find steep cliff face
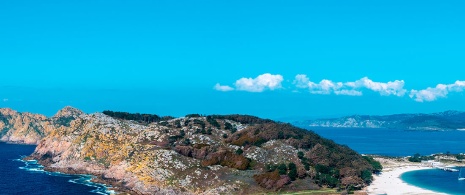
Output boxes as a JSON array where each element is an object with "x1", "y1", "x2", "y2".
[
  {"x1": 0, "y1": 108, "x2": 50, "y2": 144},
  {"x1": 22, "y1": 107, "x2": 374, "y2": 194}
]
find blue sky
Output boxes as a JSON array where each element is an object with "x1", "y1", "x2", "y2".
[{"x1": 1, "y1": 0, "x2": 465, "y2": 119}]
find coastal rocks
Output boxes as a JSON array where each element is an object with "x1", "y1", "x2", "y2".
[{"x1": 0, "y1": 108, "x2": 49, "y2": 144}]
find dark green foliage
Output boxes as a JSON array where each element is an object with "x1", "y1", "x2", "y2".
[
  {"x1": 278, "y1": 131, "x2": 285, "y2": 139},
  {"x1": 224, "y1": 122, "x2": 237, "y2": 133},
  {"x1": 175, "y1": 120, "x2": 182, "y2": 128},
  {"x1": 185, "y1": 114, "x2": 201, "y2": 117},
  {"x1": 161, "y1": 116, "x2": 174, "y2": 121},
  {"x1": 315, "y1": 164, "x2": 331, "y2": 174},
  {"x1": 253, "y1": 138, "x2": 267, "y2": 147},
  {"x1": 206, "y1": 116, "x2": 221, "y2": 129},
  {"x1": 180, "y1": 130, "x2": 185, "y2": 137},
  {"x1": 457, "y1": 154, "x2": 465, "y2": 160},
  {"x1": 266, "y1": 164, "x2": 278, "y2": 172},
  {"x1": 236, "y1": 148, "x2": 243, "y2": 155},
  {"x1": 363, "y1": 156, "x2": 383, "y2": 173},
  {"x1": 315, "y1": 173, "x2": 339, "y2": 188},
  {"x1": 222, "y1": 134, "x2": 228, "y2": 138},
  {"x1": 277, "y1": 163, "x2": 287, "y2": 175},
  {"x1": 314, "y1": 164, "x2": 340, "y2": 187},
  {"x1": 207, "y1": 114, "x2": 274, "y2": 125},
  {"x1": 168, "y1": 135, "x2": 183, "y2": 143},
  {"x1": 183, "y1": 138, "x2": 191, "y2": 145},
  {"x1": 207, "y1": 128, "x2": 212, "y2": 135},
  {"x1": 288, "y1": 163, "x2": 297, "y2": 181},
  {"x1": 304, "y1": 162, "x2": 310, "y2": 171},
  {"x1": 102, "y1": 110, "x2": 169, "y2": 124},
  {"x1": 225, "y1": 122, "x2": 233, "y2": 130},
  {"x1": 297, "y1": 151, "x2": 311, "y2": 171},
  {"x1": 193, "y1": 119, "x2": 206, "y2": 129},
  {"x1": 361, "y1": 170, "x2": 373, "y2": 184},
  {"x1": 408, "y1": 153, "x2": 435, "y2": 162}
]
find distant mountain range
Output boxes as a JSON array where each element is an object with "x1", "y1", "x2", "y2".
[{"x1": 294, "y1": 110, "x2": 465, "y2": 130}]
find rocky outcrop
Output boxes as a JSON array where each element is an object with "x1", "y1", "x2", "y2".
[
  {"x1": 0, "y1": 106, "x2": 376, "y2": 194},
  {"x1": 0, "y1": 108, "x2": 50, "y2": 144}
]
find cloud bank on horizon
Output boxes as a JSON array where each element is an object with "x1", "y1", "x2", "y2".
[{"x1": 215, "y1": 73, "x2": 465, "y2": 102}]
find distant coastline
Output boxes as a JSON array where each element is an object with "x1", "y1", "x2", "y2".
[{"x1": 295, "y1": 110, "x2": 465, "y2": 131}]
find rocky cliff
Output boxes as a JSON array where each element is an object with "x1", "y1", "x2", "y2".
[
  {"x1": 0, "y1": 108, "x2": 49, "y2": 144},
  {"x1": 7, "y1": 107, "x2": 376, "y2": 194}
]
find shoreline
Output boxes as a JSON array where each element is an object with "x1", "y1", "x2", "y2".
[
  {"x1": 366, "y1": 163, "x2": 447, "y2": 195},
  {"x1": 18, "y1": 157, "x2": 119, "y2": 195},
  {"x1": 17, "y1": 156, "x2": 121, "y2": 194}
]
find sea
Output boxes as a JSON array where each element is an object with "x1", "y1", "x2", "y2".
[
  {"x1": 0, "y1": 142, "x2": 113, "y2": 195},
  {"x1": 2, "y1": 128, "x2": 465, "y2": 194},
  {"x1": 308, "y1": 127, "x2": 465, "y2": 195}
]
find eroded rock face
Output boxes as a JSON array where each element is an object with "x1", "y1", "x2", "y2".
[{"x1": 0, "y1": 108, "x2": 49, "y2": 144}]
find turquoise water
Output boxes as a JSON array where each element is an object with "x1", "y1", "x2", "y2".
[
  {"x1": 401, "y1": 168, "x2": 465, "y2": 195},
  {"x1": 306, "y1": 127, "x2": 465, "y2": 194}
]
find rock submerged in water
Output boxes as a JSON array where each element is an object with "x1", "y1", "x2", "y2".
[{"x1": 6, "y1": 107, "x2": 375, "y2": 194}]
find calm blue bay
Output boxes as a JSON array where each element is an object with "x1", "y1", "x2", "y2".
[
  {"x1": 0, "y1": 142, "x2": 111, "y2": 195},
  {"x1": 402, "y1": 168, "x2": 465, "y2": 195},
  {"x1": 307, "y1": 127, "x2": 465, "y2": 194},
  {"x1": 308, "y1": 127, "x2": 465, "y2": 156}
]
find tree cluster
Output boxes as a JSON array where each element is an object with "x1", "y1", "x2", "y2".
[
  {"x1": 408, "y1": 153, "x2": 434, "y2": 162},
  {"x1": 102, "y1": 110, "x2": 173, "y2": 124}
]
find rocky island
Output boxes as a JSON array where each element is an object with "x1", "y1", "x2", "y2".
[
  {"x1": 1, "y1": 107, "x2": 379, "y2": 194},
  {"x1": 295, "y1": 110, "x2": 465, "y2": 130}
]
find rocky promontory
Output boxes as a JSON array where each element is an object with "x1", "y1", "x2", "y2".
[
  {"x1": 0, "y1": 108, "x2": 49, "y2": 144},
  {"x1": 5, "y1": 107, "x2": 378, "y2": 194}
]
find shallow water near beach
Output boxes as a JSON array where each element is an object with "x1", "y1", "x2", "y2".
[
  {"x1": 0, "y1": 142, "x2": 113, "y2": 195},
  {"x1": 401, "y1": 168, "x2": 465, "y2": 195}
]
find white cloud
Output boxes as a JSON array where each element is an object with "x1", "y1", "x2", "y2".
[
  {"x1": 293, "y1": 74, "x2": 310, "y2": 88},
  {"x1": 410, "y1": 81, "x2": 465, "y2": 102},
  {"x1": 350, "y1": 77, "x2": 407, "y2": 97},
  {"x1": 217, "y1": 73, "x2": 465, "y2": 102},
  {"x1": 235, "y1": 73, "x2": 284, "y2": 92},
  {"x1": 334, "y1": 89, "x2": 363, "y2": 96},
  {"x1": 293, "y1": 75, "x2": 403, "y2": 97},
  {"x1": 214, "y1": 83, "x2": 234, "y2": 92}
]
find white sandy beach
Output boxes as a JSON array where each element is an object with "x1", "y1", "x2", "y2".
[{"x1": 366, "y1": 165, "x2": 446, "y2": 195}]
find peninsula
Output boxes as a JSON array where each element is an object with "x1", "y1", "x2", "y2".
[{"x1": 1, "y1": 107, "x2": 378, "y2": 194}]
